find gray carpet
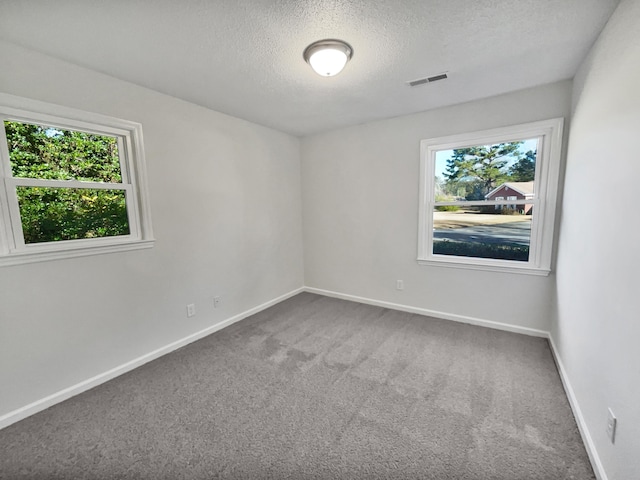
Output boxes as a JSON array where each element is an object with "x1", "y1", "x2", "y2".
[{"x1": 0, "y1": 293, "x2": 593, "y2": 479}]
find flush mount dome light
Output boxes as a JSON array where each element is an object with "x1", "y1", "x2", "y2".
[{"x1": 303, "y1": 39, "x2": 353, "y2": 77}]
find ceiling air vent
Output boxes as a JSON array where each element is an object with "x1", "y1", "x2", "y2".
[{"x1": 407, "y1": 73, "x2": 448, "y2": 87}]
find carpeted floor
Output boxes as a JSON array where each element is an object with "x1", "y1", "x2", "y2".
[{"x1": 0, "y1": 293, "x2": 594, "y2": 479}]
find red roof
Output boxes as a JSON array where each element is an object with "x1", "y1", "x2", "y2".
[{"x1": 485, "y1": 181, "x2": 534, "y2": 198}]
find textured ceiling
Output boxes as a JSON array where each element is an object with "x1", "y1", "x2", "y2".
[{"x1": 0, "y1": 0, "x2": 620, "y2": 136}]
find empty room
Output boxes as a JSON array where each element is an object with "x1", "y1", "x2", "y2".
[{"x1": 0, "y1": 1, "x2": 638, "y2": 479}]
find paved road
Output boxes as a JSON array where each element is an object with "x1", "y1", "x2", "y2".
[{"x1": 434, "y1": 222, "x2": 531, "y2": 246}]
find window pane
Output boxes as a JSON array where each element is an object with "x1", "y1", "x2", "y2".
[
  {"x1": 433, "y1": 207, "x2": 531, "y2": 262},
  {"x1": 16, "y1": 187, "x2": 129, "y2": 244},
  {"x1": 4, "y1": 121, "x2": 122, "y2": 182},
  {"x1": 434, "y1": 139, "x2": 538, "y2": 201}
]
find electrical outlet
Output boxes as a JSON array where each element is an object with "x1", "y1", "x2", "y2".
[
  {"x1": 606, "y1": 408, "x2": 617, "y2": 443},
  {"x1": 213, "y1": 296, "x2": 221, "y2": 308},
  {"x1": 187, "y1": 303, "x2": 196, "y2": 317},
  {"x1": 396, "y1": 280, "x2": 404, "y2": 290}
]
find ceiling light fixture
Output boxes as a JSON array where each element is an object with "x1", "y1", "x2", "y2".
[{"x1": 303, "y1": 39, "x2": 353, "y2": 77}]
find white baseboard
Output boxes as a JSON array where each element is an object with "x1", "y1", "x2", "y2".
[
  {"x1": 0, "y1": 284, "x2": 607, "y2": 480},
  {"x1": 547, "y1": 335, "x2": 608, "y2": 480},
  {"x1": 0, "y1": 287, "x2": 304, "y2": 431},
  {"x1": 304, "y1": 287, "x2": 549, "y2": 338},
  {"x1": 305, "y1": 287, "x2": 605, "y2": 478}
]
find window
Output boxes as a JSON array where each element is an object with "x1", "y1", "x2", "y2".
[
  {"x1": 0, "y1": 94, "x2": 154, "y2": 266},
  {"x1": 418, "y1": 118, "x2": 563, "y2": 275}
]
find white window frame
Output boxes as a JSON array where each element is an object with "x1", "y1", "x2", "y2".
[
  {"x1": 0, "y1": 93, "x2": 154, "y2": 266},
  {"x1": 417, "y1": 118, "x2": 563, "y2": 276}
]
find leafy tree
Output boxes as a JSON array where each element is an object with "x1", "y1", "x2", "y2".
[
  {"x1": 443, "y1": 142, "x2": 523, "y2": 197},
  {"x1": 4, "y1": 121, "x2": 129, "y2": 244},
  {"x1": 6, "y1": 121, "x2": 121, "y2": 182},
  {"x1": 508, "y1": 150, "x2": 536, "y2": 182},
  {"x1": 451, "y1": 179, "x2": 488, "y2": 201}
]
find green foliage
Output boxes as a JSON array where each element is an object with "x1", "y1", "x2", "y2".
[
  {"x1": 5, "y1": 121, "x2": 122, "y2": 182},
  {"x1": 443, "y1": 143, "x2": 522, "y2": 194},
  {"x1": 500, "y1": 207, "x2": 521, "y2": 216},
  {"x1": 4, "y1": 121, "x2": 129, "y2": 244},
  {"x1": 17, "y1": 187, "x2": 129, "y2": 244},
  {"x1": 462, "y1": 180, "x2": 488, "y2": 201},
  {"x1": 508, "y1": 150, "x2": 536, "y2": 182},
  {"x1": 434, "y1": 194, "x2": 460, "y2": 211},
  {"x1": 440, "y1": 179, "x2": 494, "y2": 202},
  {"x1": 435, "y1": 205, "x2": 460, "y2": 212},
  {"x1": 442, "y1": 142, "x2": 538, "y2": 199},
  {"x1": 433, "y1": 240, "x2": 529, "y2": 262}
]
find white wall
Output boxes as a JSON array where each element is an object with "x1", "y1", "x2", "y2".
[
  {"x1": 553, "y1": 0, "x2": 640, "y2": 478},
  {"x1": 0, "y1": 41, "x2": 304, "y2": 418},
  {"x1": 301, "y1": 81, "x2": 572, "y2": 331}
]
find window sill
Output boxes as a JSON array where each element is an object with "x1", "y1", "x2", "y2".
[
  {"x1": 0, "y1": 239, "x2": 155, "y2": 267},
  {"x1": 417, "y1": 258, "x2": 551, "y2": 276}
]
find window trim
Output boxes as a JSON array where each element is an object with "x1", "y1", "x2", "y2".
[
  {"x1": 417, "y1": 118, "x2": 564, "y2": 276},
  {"x1": 0, "y1": 93, "x2": 154, "y2": 266}
]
